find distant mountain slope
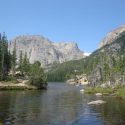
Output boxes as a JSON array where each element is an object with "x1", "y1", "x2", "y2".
[
  {"x1": 47, "y1": 59, "x2": 85, "y2": 81},
  {"x1": 88, "y1": 31, "x2": 125, "y2": 86},
  {"x1": 48, "y1": 26, "x2": 125, "y2": 86},
  {"x1": 98, "y1": 24, "x2": 125, "y2": 48},
  {"x1": 9, "y1": 35, "x2": 84, "y2": 69}
]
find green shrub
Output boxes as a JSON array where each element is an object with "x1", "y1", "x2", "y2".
[
  {"x1": 115, "y1": 88, "x2": 125, "y2": 97},
  {"x1": 6, "y1": 76, "x2": 17, "y2": 83},
  {"x1": 28, "y1": 61, "x2": 47, "y2": 89}
]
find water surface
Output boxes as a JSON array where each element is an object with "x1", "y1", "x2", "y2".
[{"x1": 0, "y1": 83, "x2": 125, "y2": 125}]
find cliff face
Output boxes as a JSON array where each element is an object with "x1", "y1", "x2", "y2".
[
  {"x1": 9, "y1": 35, "x2": 84, "y2": 68},
  {"x1": 98, "y1": 24, "x2": 125, "y2": 48}
]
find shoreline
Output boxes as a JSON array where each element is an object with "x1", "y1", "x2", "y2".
[
  {"x1": 84, "y1": 86, "x2": 125, "y2": 99},
  {"x1": 0, "y1": 82, "x2": 37, "y2": 90}
]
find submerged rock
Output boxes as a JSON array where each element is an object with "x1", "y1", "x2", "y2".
[
  {"x1": 95, "y1": 93, "x2": 102, "y2": 96},
  {"x1": 80, "y1": 89, "x2": 84, "y2": 92},
  {"x1": 87, "y1": 100, "x2": 106, "y2": 105}
]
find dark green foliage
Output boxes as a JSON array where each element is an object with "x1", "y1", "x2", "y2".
[
  {"x1": 47, "y1": 59, "x2": 86, "y2": 82},
  {"x1": 11, "y1": 41, "x2": 16, "y2": 76},
  {"x1": 0, "y1": 33, "x2": 47, "y2": 89},
  {"x1": 6, "y1": 75, "x2": 17, "y2": 83},
  {"x1": 18, "y1": 51, "x2": 30, "y2": 75},
  {"x1": 28, "y1": 61, "x2": 47, "y2": 88},
  {"x1": 18, "y1": 51, "x2": 23, "y2": 75},
  {"x1": 0, "y1": 33, "x2": 11, "y2": 80},
  {"x1": 17, "y1": 52, "x2": 47, "y2": 89},
  {"x1": 23, "y1": 52, "x2": 29, "y2": 73},
  {"x1": 47, "y1": 32, "x2": 125, "y2": 83}
]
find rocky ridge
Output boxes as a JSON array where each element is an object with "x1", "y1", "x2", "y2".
[
  {"x1": 88, "y1": 30, "x2": 125, "y2": 87},
  {"x1": 46, "y1": 24, "x2": 125, "y2": 84},
  {"x1": 9, "y1": 35, "x2": 84, "y2": 69},
  {"x1": 98, "y1": 24, "x2": 125, "y2": 48}
]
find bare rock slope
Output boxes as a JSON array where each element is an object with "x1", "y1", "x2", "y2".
[
  {"x1": 98, "y1": 24, "x2": 125, "y2": 48},
  {"x1": 9, "y1": 35, "x2": 84, "y2": 68}
]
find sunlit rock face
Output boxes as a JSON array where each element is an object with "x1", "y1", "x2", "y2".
[
  {"x1": 98, "y1": 24, "x2": 125, "y2": 48},
  {"x1": 9, "y1": 35, "x2": 84, "y2": 68}
]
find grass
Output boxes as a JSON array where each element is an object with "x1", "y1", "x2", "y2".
[
  {"x1": 5, "y1": 76, "x2": 18, "y2": 83},
  {"x1": 115, "y1": 88, "x2": 125, "y2": 97},
  {"x1": 85, "y1": 86, "x2": 125, "y2": 98},
  {"x1": 84, "y1": 86, "x2": 113, "y2": 94},
  {"x1": 0, "y1": 85, "x2": 37, "y2": 90}
]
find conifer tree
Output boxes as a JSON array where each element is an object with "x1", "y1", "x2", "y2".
[
  {"x1": 0, "y1": 33, "x2": 10, "y2": 80},
  {"x1": 28, "y1": 61, "x2": 47, "y2": 88},
  {"x1": 11, "y1": 41, "x2": 17, "y2": 76},
  {"x1": 22, "y1": 52, "x2": 29, "y2": 74},
  {"x1": 18, "y1": 51, "x2": 23, "y2": 75}
]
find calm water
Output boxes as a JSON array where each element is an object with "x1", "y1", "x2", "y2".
[{"x1": 0, "y1": 83, "x2": 125, "y2": 125}]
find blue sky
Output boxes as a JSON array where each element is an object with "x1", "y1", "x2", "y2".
[{"x1": 0, "y1": 0, "x2": 125, "y2": 52}]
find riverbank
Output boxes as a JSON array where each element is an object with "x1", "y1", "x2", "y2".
[
  {"x1": 0, "y1": 81, "x2": 37, "y2": 90},
  {"x1": 84, "y1": 86, "x2": 125, "y2": 98}
]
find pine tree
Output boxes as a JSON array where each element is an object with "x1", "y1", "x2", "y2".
[
  {"x1": 0, "y1": 33, "x2": 2, "y2": 80},
  {"x1": 11, "y1": 41, "x2": 17, "y2": 76},
  {"x1": 28, "y1": 61, "x2": 47, "y2": 89},
  {"x1": 0, "y1": 33, "x2": 7, "y2": 80},
  {"x1": 22, "y1": 52, "x2": 29, "y2": 74},
  {"x1": 18, "y1": 51, "x2": 23, "y2": 75},
  {"x1": 0, "y1": 32, "x2": 11, "y2": 80},
  {"x1": 3, "y1": 33, "x2": 11, "y2": 76},
  {"x1": 1, "y1": 33, "x2": 6, "y2": 80}
]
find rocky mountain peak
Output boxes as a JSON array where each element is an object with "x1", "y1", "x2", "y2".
[
  {"x1": 9, "y1": 35, "x2": 84, "y2": 69},
  {"x1": 98, "y1": 24, "x2": 125, "y2": 48}
]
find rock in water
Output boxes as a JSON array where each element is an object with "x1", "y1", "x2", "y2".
[
  {"x1": 95, "y1": 93, "x2": 102, "y2": 96},
  {"x1": 8, "y1": 35, "x2": 84, "y2": 69},
  {"x1": 80, "y1": 89, "x2": 84, "y2": 92},
  {"x1": 87, "y1": 100, "x2": 106, "y2": 105}
]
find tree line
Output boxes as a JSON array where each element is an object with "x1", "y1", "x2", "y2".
[
  {"x1": 0, "y1": 33, "x2": 11, "y2": 80},
  {"x1": 0, "y1": 33, "x2": 47, "y2": 89},
  {"x1": 47, "y1": 32, "x2": 125, "y2": 84}
]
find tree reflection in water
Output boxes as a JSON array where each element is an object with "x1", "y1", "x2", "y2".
[{"x1": 0, "y1": 83, "x2": 125, "y2": 125}]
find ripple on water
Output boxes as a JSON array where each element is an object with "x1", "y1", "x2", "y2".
[{"x1": 0, "y1": 83, "x2": 125, "y2": 125}]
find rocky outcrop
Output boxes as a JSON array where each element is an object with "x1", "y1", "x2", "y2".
[
  {"x1": 9, "y1": 35, "x2": 84, "y2": 69},
  {"x1": 98, "y1": 24, "x2": 125, "y2": 48},
  {"x1": 67, "y1": 74, "x2": 89, "y2": 85}
]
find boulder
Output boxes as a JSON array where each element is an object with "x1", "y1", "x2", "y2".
[
  {"x1": 95, "y1": 93, "x2": 102, "y2": 96},
  {"x1": 80, "y1": 89, "x2": 84, "y2": 92},
  {"x1": 87, "y1": 100, "x2": 106, "y2": 105}
]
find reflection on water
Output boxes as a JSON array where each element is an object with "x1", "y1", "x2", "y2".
[{"x1": 0, "y1": 83, "x2": 125, "y2": 125}]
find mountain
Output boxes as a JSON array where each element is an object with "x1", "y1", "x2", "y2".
[
  {"x1": 47, "y1": 25, "x2": 125, "y2": 87},
  {"x1": 8, "y1": 35, "x2": 84, "y2": 69},
  {"x1": 47, "y1": 58, "x2": 85, "y2": 82},
  {"x1": 98, "y1": 24, "x2": 125, "y2": 48},
  {"x1": 88, "y1": 31, "x2": 125, "y2": 87}
]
